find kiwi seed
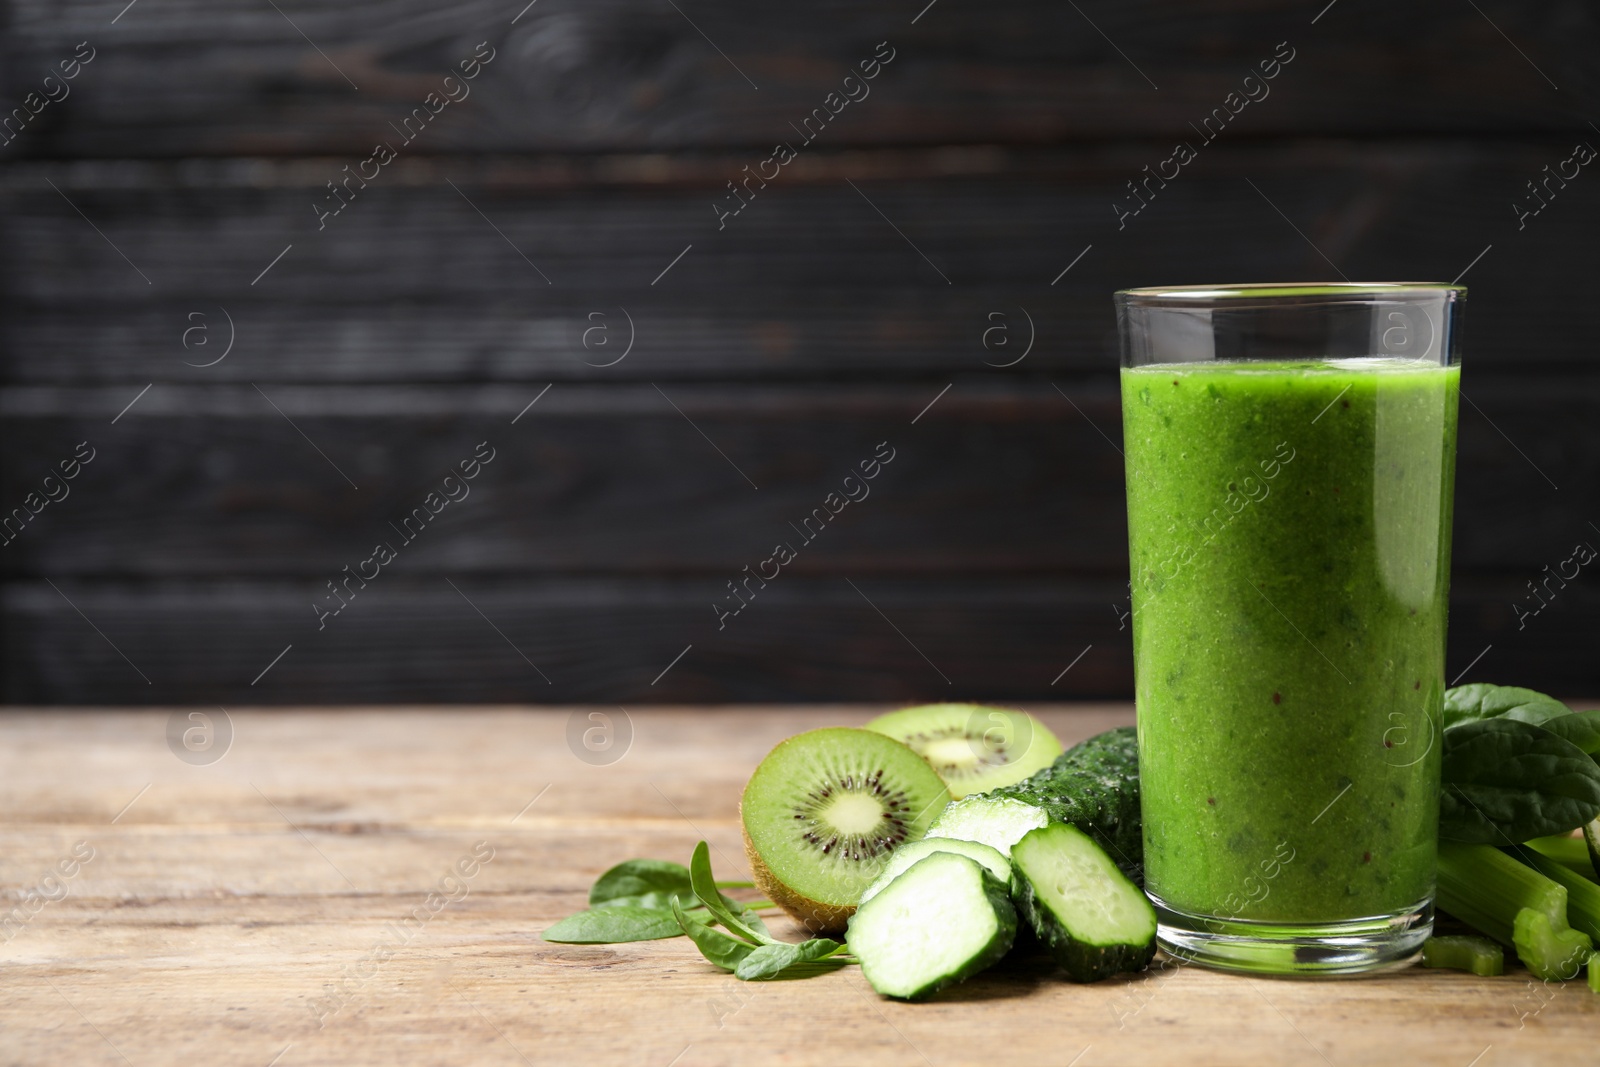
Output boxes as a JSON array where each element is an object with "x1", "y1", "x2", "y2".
[
  {"x1": 741, "y1": 727, "x2": 950, "y2": 935},
  {"x1": 863, "y1": 703, "x2": 1064, "y2": 798}
]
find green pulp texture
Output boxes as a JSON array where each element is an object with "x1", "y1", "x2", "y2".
[{"x1": 1122, "y1": 359, "x2": 1459, "y2": 923}]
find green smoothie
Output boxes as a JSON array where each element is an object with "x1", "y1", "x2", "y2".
[{"x1": 1122, "y1": 358, "x2": 1459, "y2": 924}]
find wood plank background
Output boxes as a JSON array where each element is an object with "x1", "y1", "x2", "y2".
[
  {"x1": 2, "y1": 0, "x2": 1598, "y2": 703},
  {"x1": 4, "y1": 707, "x2": 1597, "y2": 1065}
]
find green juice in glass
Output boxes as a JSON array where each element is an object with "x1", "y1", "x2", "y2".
[{"x1": 1122, "y1": 358, "x2": 1459, "y2": 946}]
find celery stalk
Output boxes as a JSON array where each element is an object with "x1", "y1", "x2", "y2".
[
  {"x1": 1590, "y1": 953, "x2": 1599, "y2": 993},
  {"x1": 1513, "y1": 908, "x2": 1592, "y2": 981},
  {"x1": 1422, "y1": 935, "x2": 1504, "y2": 976},
  {"x1": 1437, "y1": 842, "x2": 1566, "y2": 946},
  {"x1": 1524, "y1": 834, "x2": 1598, "y2": 879},
  {"x1": 1519, "y1": 848, "x2": 1600, "y2": 943}
]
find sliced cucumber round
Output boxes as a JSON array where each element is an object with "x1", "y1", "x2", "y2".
[
  {"x1": 988, "y1": 725, "x2": 1143, "y2": 884},
  {"x1": 847, "y1": 851, "x2": 1017, "y2": 1001},
  {"x1": 1010, "y1": 822, "x2": 1156, "y2": 983},
  {"x1": 926, "y1": 795, "x2": 1049, "y2": 856},
  {"x1": 859, "y1": 837, "x2": 1012, "y2": 904},
  {"x1": 928, "y1": 727, "x2": 1144, "y2": 882}
]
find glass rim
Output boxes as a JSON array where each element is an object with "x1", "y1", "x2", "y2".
[{"x1": 1115, "y1": 282, "x2": 1467, "y2": 306}]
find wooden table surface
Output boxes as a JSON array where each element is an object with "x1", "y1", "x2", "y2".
[{"x1": 2, "y1": 705, "x2": 1594, "y2": 1066}]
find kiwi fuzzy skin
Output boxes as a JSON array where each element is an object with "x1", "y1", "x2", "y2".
[{"x1": 740, "y1": 813, "x2": 855, "y2": 937}]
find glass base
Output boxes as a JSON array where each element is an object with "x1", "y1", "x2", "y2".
[{"x1": 1151, "y1": 893, "x2": 1432, "y2": 977}]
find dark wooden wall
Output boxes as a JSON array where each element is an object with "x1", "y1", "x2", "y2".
[{"x1": 2, "y1": 0, "x2": 1597, "y2": 704}]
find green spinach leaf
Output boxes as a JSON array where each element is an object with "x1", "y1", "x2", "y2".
[
  {"x1": 592, "y1": 891, "x2": 691, "y2": 911},
  {"x1": 688, "y1": 841, "x2": 772, "y2": 944},
  {"x1": 1536, "y1": 710, "x2": 1600, "y2": 756},
  {"x1": 542, "y1": 904, "x2": 695, "y2": 943},
  {"x1": 1439, "y1": 718, "x2": 1600, "y2": 843},
  {"x1": 589, "y1": 859, "x2": 694, "y2": 905},
  {"x1": 673, "y1": 896, "x2": 758, "y2": 970},
  {"x1": 733, "y1": 901, "x2": 771, "y2": 941},
  {"x1": 1443, "y1": 684, "x2": 1571, "y2": 731},
  {"x1": 733, "y1": 938, "x2": 846, "y2": 981}
]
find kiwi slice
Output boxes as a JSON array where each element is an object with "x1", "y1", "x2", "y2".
[
  {"x1": 741, "y1": 727, "x2": 950, "y2": 936},
  {"x1": 864, "y1": 703, "x2": 1064, "y2": 797}
]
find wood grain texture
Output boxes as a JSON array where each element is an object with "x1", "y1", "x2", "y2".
[
  {"x1": 4, "y1": 0, "x2": 1595, "y2": 158},
  {"x1": 1, "y1": 575, "x2": 1593, "y2": 705},
  {"x1": 4, "y1": 1, "x2": 1598, "y2": 704},
  {"x1": 3, "y1": 144, "x2": 1597, "y2": 379},
  {"x1": 0, "y1": 575, "x2": 1140, "y2": 705},
  {"x1": 0, "y1": 379, "x2": 1594, "y2": 574},
  {"x1": 1, "y1": 706, "x2": 1595, "y2": 1066}
]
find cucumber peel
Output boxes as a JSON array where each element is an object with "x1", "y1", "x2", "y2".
[
  {"x1": 928, "y1": 726, "x2": 1143, "y2": 885},
  {"x1": 1009, "y1": 822, "x2": 1156, "y2": 982},
  {"x1": 984, "y1": 726, "x2": 1143, "y2": 883},
  {"x1": 847, "y1": 851, "x2": 1018, "y2": 1001}
]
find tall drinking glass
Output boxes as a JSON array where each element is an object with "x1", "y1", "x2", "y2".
[{"x1": 1116, "y1": 283, "x2": 1463, "y2": 975}]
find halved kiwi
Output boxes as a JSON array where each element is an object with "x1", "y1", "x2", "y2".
[
  {"x1": 863, "y1": 703, "x2": 1063, "y2": 798},
  {"x1": 741, "y1": 727, "x2": 950, "y2": 936}
]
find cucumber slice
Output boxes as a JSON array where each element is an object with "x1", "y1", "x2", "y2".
[
  {"x1": 859, "y1": 837, "x2": 1012, "y2": 904},
  {"x1": 988, "y1": 726, "x2": 1142, "y2": 882},
  {"x1": 927, "y1": 795, "x2": 1049, "y2": 855},
  {"x1": 1421, "y1": 935, "x2": 1505, "y2": 976},
  {"x1": 927, "y1": 726, "x2": 1144, "y2": 885},
  {"x1": 1010, "y1": 822, "x2": 1156, "y2": 982},
  {"x1": 847, "y1": 852, "x2": 1017, "y2": 1000}
]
